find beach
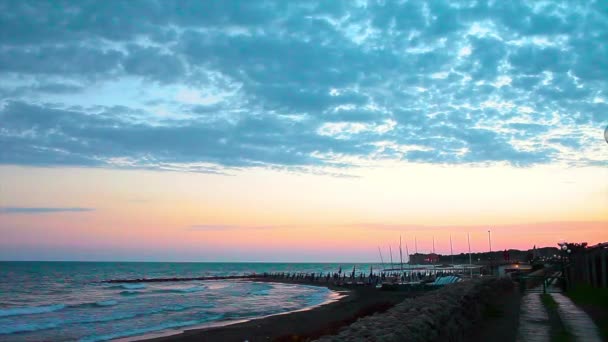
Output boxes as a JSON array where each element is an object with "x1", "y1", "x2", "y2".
[
  {"x1": 0, "y1": 261, "x2": 401, "y2": 341},
  {"x1": 151, "y1": 282, "x2": 418, "y2": 342},
  {"x1": 0, "y1": 262, "x2": 520, "y2": 342},
  {"x1": 152, "y1": 277, "x2": 518, "y2": 342}
]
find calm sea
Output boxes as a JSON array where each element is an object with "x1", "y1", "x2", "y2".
[{"x1": 0, "y1": 261, "x2": 379, "y2": 341}]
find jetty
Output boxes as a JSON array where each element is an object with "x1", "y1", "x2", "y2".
[
  {"x1": 103, "y1": 275, "x2": 256, "y2": 283},
  {"x1": 102, "y1": 268, "x2": 476, "y2": 291}
]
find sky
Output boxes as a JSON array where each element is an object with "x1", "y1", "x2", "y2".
[{"x1": 0, "y1": 0, "x2": 606, "y2": 262}]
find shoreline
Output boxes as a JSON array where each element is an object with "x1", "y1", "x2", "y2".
[
  {"x1": 144, "y1": 279, "x2": 418, "y2": 342},
  {"x1": 125, "y1": 280, "x2": 348, "y2": 342}
]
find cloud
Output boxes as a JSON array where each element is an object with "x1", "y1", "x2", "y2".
[
  {"x1": 0, "y1": 0, "x2": 606, "y2": 173},
  {"x1": 0, "y1": 207, "x2": 95, "y2": 214},
  {"x1": 0, "y1": 101, "x2": 369, "y2": 170},
  {"x1": 122, "y1": 45, "x2": 186, "y2": 83}
]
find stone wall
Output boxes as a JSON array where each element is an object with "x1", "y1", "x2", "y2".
[{"x1": 315, "y1": 278, "x2": 514, "y2": 342}]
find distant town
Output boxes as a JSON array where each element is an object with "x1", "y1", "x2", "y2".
[{"x1": 410, "y1": 246, "x2": 561, "y2": 265}]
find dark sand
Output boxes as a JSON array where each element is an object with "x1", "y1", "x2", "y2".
[{"x1": 150, "y1": 281, "x2": 419, "y2": 342}]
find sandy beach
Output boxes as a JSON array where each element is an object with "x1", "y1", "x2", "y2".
[{"x1": 150, "y1": 282, "x2": 418, "y2": 342}]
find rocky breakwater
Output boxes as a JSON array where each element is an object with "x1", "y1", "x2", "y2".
[{"x1": 315, "y1": 278, "x2": 514, "y2": 342}]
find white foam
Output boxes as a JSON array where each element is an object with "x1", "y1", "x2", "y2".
[
  {"x1": 120, "y1": 284, "x2": 146, "y2": 290},
  {"x1": 80, "y1": 318, "x2": 222, "y2": 342},
  {"x1": 0, "y1": 322, "x2": 59, "y2": 335},
  {"x1": 0, "y1": 304, "x2": 66, "y2": 317}
]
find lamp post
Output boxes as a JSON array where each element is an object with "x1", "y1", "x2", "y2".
[
  {"x1": 558, "y1": 241, "x2": 568, "y2": 291},
  {"x1": 488, "y1": 230, "x2": 492, "y2": 254},
  {"x1": 488, "y1": 230, "x2": 493, "y2": 276}
]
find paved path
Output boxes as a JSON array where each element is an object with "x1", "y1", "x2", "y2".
[
  {"x1": 551, "y1": 293, "x2": 602, "y2": 342},
  {"x1": 517, "y1": 289, "x2": 550, "y2": 342},
  {"x1": 517, "y1": 277, "x2": 602, "y2": 342}
]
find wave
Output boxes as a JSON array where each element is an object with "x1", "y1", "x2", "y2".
[
  {"x1": 0, "y1": 322, "x2": 59, "y2": 335},
  {"x1": 223, "y1": 309, "x2": 276, "y2": 320},
  {"x1": 206, "y1": 283, "x2": 230, "y2": 290},
  {"x1": 0, "y1": 312, "x2": 139, "y2": 335},
  {"x1": 108, "y1": 283, "x2": 146, "y2": 290},
  {"x1": 95, "y1": 300, "x2": 118, "y2": 307},
  {"x1": 0, "y1": 304, "x2": 66, "y2": 317},
  {"x1": 0, "y1": 303, "x2": 219, "y2": 336},
  {"x1": 74, "y1": 303, "x2": 216, "y2": 325},
  {"x1": 143, "y1": 303, "x2": 215, "y2": 314},
  {"x1": 155, "y1": 285, "x2": 207, "y2": 294},
  {"x1": 250, "y1": 289, "x2": 270, "y2": 296},
  {"x1": 105, "y1": 283, "x2": 146, "y2": 290},
  {"x1": 72, "y1": 303, "x2": 216, "y2": 325},
  {"x1": 80, "y1": 314, "x2": 224, "y2": 342},
  {"x1": 120, "y1": 290, "x2": 140, "y2": 296},
  {"x1": 70, "y1": 300, "x2": 119, "y2": 309},
  {"x1": 304, "y1": 291, "x2": 331, "y2": 307},
  {"x1": 248, "y1": 283, "x2": 273, "y2": 296}
]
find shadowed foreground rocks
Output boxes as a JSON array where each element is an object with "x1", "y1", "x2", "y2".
[{"x1": 315, "y1": 278, "x2": 514, "y2": 342}]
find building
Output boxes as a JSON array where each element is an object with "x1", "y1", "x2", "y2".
[{"x1": 409, "y1": 253, "x2": 441, "y2": 265}]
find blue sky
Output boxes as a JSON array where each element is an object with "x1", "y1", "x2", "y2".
[{"x1": 1, "y1": 0, "x2": 606, "y2": 175}]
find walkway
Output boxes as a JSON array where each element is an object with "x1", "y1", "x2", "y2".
[
  {"x1": 551, "y1": 293, "x2": 602, "y2": 342},
  {"x1": 517, "y1": 280, "x2": 602, "y2": 342},
  {"x1": 517, "y1": 288, "x2": 550, "y2": 342}
]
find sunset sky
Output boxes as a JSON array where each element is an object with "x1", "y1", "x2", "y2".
[{"x1": 1, "y1": 1, "x2": 606, "y2": 261}]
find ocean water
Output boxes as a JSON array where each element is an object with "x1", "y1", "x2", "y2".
[{"x1": 0, "y1": 262, "x2": 378, "y2": 341}]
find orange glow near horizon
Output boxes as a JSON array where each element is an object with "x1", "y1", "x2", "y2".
[{"x1": 0, "y1": 164, "x2": 606, "y2": 261}]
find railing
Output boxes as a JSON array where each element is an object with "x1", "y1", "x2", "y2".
[{"x1": 519, "y1": 272, "x2": 563, "y2": 294}]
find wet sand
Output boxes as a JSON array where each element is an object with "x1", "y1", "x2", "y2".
[{"x1": 149, "y1": 281, "x2": 419, "y2": 342}]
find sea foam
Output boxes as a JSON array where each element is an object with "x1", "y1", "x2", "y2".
[
  {"x1": 119, "y1": 283, "x2": 146, "y2": 290},
  {"x1": 0, "y1": 304, "x2": 66, "y2": 317},
  {"x1": 156, "y1": 285, "x2": 207, "y2": 293},
  {"x1": 80, "y1": 315, "x2": 223, "y2": 342},
  {"x1": 0, "y1": 322, "x2": 59, "y2": 335},
  {"x1": 95, "y1": 300, "x2": 118, "y2": 307}
]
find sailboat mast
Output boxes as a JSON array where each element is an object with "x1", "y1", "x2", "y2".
[
  {"x1": 450, "y1": 235, "x2": 454, "y2": 265},
  {"x1": 399, "y1": 235, "x2": 404, "y2": 271},
  {"x1": 467, "y1": 233, "x2": 473, "y2": 277},
  {"x1": 378, "y1": 246, "x2": 385, "y2": 269},
  {"x1": 405, "y1": 240, "x2": 410, "y2": 280},
  {"x1": 389, "y1": 245, "x2": 394, "y2": 269}
]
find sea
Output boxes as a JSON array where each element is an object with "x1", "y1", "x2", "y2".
[{"x1": 0, "y1": 261, "x2": 380, "y2": 341}]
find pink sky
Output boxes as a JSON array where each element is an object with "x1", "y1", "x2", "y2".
[{"x1": 1, "y1": 165, "x2": 606, "y2": 261}]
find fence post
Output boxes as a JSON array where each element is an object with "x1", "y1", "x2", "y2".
[
  {"x1": 591, "y1": 251, "x2": 598, "y2": 287},
  {"x1": 601, "y1": 249, "x2": 607, "y2": 288},
  {"x1": 585, "y1": 254, "x2": 590, "y2": 284}
]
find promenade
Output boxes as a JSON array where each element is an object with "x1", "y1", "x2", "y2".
[{"x1": 517, "y1": 278, "x2": 602, "y2": 341}]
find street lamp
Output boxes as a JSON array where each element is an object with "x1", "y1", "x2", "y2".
[
  {"x1": 488, "y1": 229, "x2": 493, "y2": 276},
  {"x1": 557, "y1": 241, "x2": 568, "y2": 291},
  {"x1": 488, "y1": 230, "x2": 492, "y2": 253}
]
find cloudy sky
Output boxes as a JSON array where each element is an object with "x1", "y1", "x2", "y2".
[{"x1": 1, "y1": 0, "x2": 606, "y2": 261}]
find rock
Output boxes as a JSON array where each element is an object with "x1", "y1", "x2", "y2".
[{"x1": 314, "y1": 278, "x2": 514, "y2": 342}]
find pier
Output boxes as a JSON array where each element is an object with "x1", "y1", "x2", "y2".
[
  {"x1": 103, "y1": 267, "x2": 476, "y2": 290},
  {"x1": 104, "y1": 275, "x2": 256, "y2": 283}
]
